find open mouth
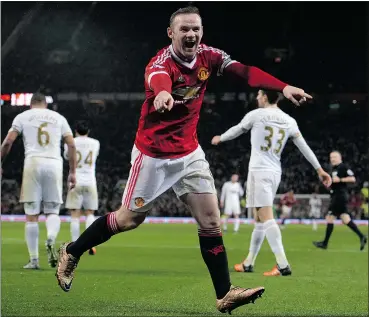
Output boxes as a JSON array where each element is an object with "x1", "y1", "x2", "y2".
[{"x1": 184, "y1": 40, "x2": 196, "y2": 49}]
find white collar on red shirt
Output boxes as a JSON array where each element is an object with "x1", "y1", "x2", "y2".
[{"x1": 169, "y1": 44, "x2": 197, "y2": 69}]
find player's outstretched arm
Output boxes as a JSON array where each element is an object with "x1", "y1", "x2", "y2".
[
  {"x1": 225, "y1": 63, "x2": 312, "y2": 106},
  {"x1": 1, "y1": 130, "x2": 19, "y2": 168},
  {"x1": 211, "y1": 124, "x2": 244, "y2": 145},
  {"x1": 146, "y1": 64, "x2": 174, "y2": 113},
  {"x1": 292, "y1": 135, "x2": 332, "y2": 187},
  {"x1": 211, "y1": 112, "x2": 252, "y2": 145}
]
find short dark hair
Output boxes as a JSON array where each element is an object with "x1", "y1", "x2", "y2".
[
  {"x1": 75, "y1": 120, "x2": 90, "y2": 136},
  {"x1": 330, "y1": 150, "x2": 342, "y2": 156},
  {"x1": 169, "y1": 6, "x2": 201, "y2": 27},
  {"x1": 261, "y1": 90, "x2": 282, "y2": 104},
  {"x1": 30, "y1": 93, "x2": 46, "y2": 105}
]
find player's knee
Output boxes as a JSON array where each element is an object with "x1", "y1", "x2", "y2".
[
  {"x1": 43, "y1": 202, "x2": 61, "y2": 215},
  {"x1": 70, "y1": 210, "x2": 81, "y2": 218},
  {"x1": 26, "y1": 214, "x2": 39, "y2": 222},
  {"x1": 325, "y1": 215, "x2": 334, "y2": 223},
  {"x1": 340, "y1": 213, "x2": 351, "y2": 224},
  {"x1": 197, "y1": 210, "x2": 220, "y2": 229},
  {"x1": 85, "y1": 210, "x2": 94, "y2": 216},
  {"x1": 24, "y1": 202, "x2": 41, "y2": 218}
]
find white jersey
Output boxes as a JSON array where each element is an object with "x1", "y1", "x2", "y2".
[
  {"x1": 220, "y1": 107, "x2": 321, "y2": 174},
  {"x1": 241, "y1": 108, "x2": 299, "y2": 173},
  {"x1": 309, "y1": 196, "x2": 322, "y2": 211},
  {"x1": 221, "y1": 181, "x2": 244, "y2": 205},
  {"x1": 64, "y1": 136, "x2": 100, "y2": 186},
  {"x1": 10, "y1": 108, "x2": 72, "y2": 161}
]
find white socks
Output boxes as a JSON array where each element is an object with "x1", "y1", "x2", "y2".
[
  {"x1": 45, "y1": 214, "x2": 61, "y2": 244},
  {"x1": 71, "y1": 214, "x2": 95, "y2": 241},
  {"x1": 312, "y1": 219, "x2": 318, "y2": 231},
  {"x1": 85, "y1": 214, "x2": 95, "y2": 229},
  {"x1": 25, "y1": 222, "x2": 39, "y2": 261},
  {"x1": 244, "y1": 223, "x2": 265, "y2": 266},
  {"x1": 70, "y1": 218, "x2": 80, "y2": 242},
  {"x1": 222, "y1": 216, "x2": 228, "y2": 231},
  {"x1": 234, "y1": 218, "x2": 240, "y2": 232},
  {"x1": 264, "y1": 219, "x2": 289, "y2": 268}
]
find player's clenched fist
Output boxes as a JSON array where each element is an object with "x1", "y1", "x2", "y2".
[
  {"x1": 68, "y1": 172, "x2": 77, "y2": 190},
  {"x1": 154, "y1": 91, "x2": 174, "y2": 113},
  {"x1": 211, "y1": 135, "x2": 221, "y2": 145}
]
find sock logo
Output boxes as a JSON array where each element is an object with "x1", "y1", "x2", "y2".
[{"x1": 208, "y1": 245, "x2": 224, "y2": 256}]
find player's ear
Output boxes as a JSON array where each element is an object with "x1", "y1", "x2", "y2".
[{"x1": 167, "y1": 27, "x2": 173, "y2": 39}]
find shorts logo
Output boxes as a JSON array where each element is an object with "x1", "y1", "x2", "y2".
[
  {"x1": 198, "y1": 67, "x2": 209, "y2": 81},
  {"x1": 134, "y1": 197, "x2": 145, "y2": 207}
]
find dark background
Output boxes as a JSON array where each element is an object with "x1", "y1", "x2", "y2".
[
  {"x1": 1, "y1": 1, "x2": 367, "y2": 93},
  {"x1": 1, "y1": 2, "x2": 368, "y2": 218}
]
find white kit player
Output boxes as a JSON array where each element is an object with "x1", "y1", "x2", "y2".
[
  {"x1": 212, "y1": 89, "x2": 331, "y2": 276},
  {"x1": 64, "y1": 120, "x2": 100, "y2": 255},
  {"x1": 220, "y1": 174, "x2": 244, "y2": 233},
  {"x1": 309, "y1": 192, "x2": 322, "y2": 231},
  {"x1": 1, "y1": 93, "x2": 77, "y2": 269}
]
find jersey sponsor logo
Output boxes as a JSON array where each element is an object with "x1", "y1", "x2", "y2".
[
  {"x1": 197, "y1": 67, "x2": 209, "y2": 81},
  {"x1": 134, "y1": 197, "x2": 145, "y2": 208},
  {"x1": 332, "y1": 171, "x2": 338, "y2": 177},
  {"x1": 172, "y1": 86, "x2": 201, "y2": 100}
]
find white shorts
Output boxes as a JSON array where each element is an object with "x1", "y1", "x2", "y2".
[
  {"x1": 281, "y1": 205, "x2": 292, "y2": 216},
  {"x1": 66, "y1": 184, "x2": 98, "y2": 210},
  {"x1": 122, "y1": 145, "x2": 216, "y2": 212},
  {"x1": 309, "y1": 208, "x2": 321, "y2": 218},
  {"x1": 246, "y1": 171, "x2": 281, "y2": 208},
  {"x1": 224, "y1": 201, "x2": 241, "y2": 216},
  {"x1": 20, "y1": 157, "x2": 63, "y2": 204}
]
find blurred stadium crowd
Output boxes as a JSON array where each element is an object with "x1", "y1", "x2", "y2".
[
  {"x1": 1, "y1": 2, "x2": 367, "y2": 219},
  {"x1": 2, "y1": 98, "x2": 368, "y2": 219}
]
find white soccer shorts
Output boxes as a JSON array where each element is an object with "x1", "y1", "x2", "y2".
[
  {"x1": 66, "y1": 185, "x2": 98, "y2": 210},
  {"x1": 20, "y1": 157, "x2": 63, "y2": 213},
  {"x1": 224, "y1": 201, "x2": 241, "y2": 216},
  {"x1": 246, "y1": 170, "x2": 281, "y2": 208},
  {"x1": 122, "y1": 145, "x2": 216, "y2": 212}
]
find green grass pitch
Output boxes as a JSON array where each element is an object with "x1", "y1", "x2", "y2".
[{"x1": 2, "y1": 222, "x2": 368, "y2": 316}]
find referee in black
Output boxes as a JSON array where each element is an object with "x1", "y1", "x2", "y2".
[{"x1": 313, "y1": 151, "x2": 367, "y2": 250}]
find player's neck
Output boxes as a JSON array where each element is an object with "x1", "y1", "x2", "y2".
[
  {"x1": 171, "y1": 45, "x2": 196, "y2": 63},
  {"x1": 264, "y1": 103, "x2": 278, "y2": 108},
  {"x1": 30, "y1": 105, "x2": 46, "y2": 109}
]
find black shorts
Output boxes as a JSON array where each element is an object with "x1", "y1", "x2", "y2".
[{"x1": 328, "y1": 196, "x2": 348, "y2": 217}]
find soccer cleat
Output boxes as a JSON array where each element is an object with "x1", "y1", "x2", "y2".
[
  {"x1": 216, "y1": 285, "x2": 265, "y2": 314},
  {"x1": 263, "y1": 264, "x2": 292, "y2": 276},
  {"x1": 55, "y1": 242, "x2": 79, "y2": 292},
  {"x1": 46, "y1": 239, "x2": 58, "y2": 268},
  {"x1": 88, "y1": 247, "x2": 96, "y2": 255},
  {"x1": 313, "y1": 241, "x2": 327, "y2": 250},
  {"x1": 360, "y1": 236, "x2": 367, "y2": 251},
  {"x1": 234, "y1": 263, "x2": 253, "y2": 273},
  {"x1": 23, "y1": 259, "x2": 40, "y2": 270}
]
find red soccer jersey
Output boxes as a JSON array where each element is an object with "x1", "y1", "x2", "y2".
[{"x1": 134, "y1": 44, "x2": 236, "y2": 159}]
